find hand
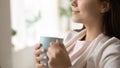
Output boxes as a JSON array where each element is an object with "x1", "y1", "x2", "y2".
[
  {"x1": 34, "y1": 44, "x2": 47, "y2": 68},
  {"x1": 47, "y1": 39, "x2": 71, "y2": 68}
]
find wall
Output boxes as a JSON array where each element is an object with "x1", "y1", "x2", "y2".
[
  {"x1": 12, "y1": 46, "x2": 35, "y2": 68},
  {"x1": 0, "y1": 0, "x2": 12, "y2": 68}
]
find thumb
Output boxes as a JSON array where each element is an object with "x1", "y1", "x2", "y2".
[{"x1": 56, "y1": 39, "x2": 66, "y2": 50}]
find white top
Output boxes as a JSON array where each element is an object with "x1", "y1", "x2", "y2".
[
  {"x1": 69, "y1": 40, "x2": 91, "y2": 65},
  {"x1": 70, "y1": 41, "x2": 88, "y2": 56},
  {"x1": 63, "y1": 29, "x2": 120, "y2": 68}
]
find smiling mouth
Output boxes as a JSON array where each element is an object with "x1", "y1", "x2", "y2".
[{"x1": 72, "y1": 11, "x2": 80, "y2": 13}]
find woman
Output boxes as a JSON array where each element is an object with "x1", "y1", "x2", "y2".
[{"x1": 34, "y1": 0, "x2": 120, "y2": 68}]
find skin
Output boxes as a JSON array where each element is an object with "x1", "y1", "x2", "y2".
[
  {"x1": 35, "y1": 40, "x2": 71, "y2": 68},
  {"x1": 34, "y1": 0, "x2": 110, "y2": 68},
  {"x1": 71, "y1": 0, "x2": 110, "y2": 41}
]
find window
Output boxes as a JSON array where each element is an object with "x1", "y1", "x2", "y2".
[{"x1": 10, "y1": 0, "x2": 83, "y2": 51}]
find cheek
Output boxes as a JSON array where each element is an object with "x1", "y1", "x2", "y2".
[
  {"x1": 78, "y1": 2, "x2": 88, "y2": 11},
  {"x1": 79, "y1": 2, "x2": 100, "y2": 17},
  {"x1": 79, "y1": 4, "x2": 94, "y2": 13}
]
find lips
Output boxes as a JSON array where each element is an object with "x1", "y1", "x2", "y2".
[
  {"x1": 72, "y1": 7, "x2": 80, "y2": 14},
  {"x1": 72, "y1": 11, "x2": 80, "y2": 14},
  {"x1": 72, "y1": 11, "x2": 80, "y2": 12}
]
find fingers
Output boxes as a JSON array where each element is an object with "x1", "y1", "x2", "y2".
[
  {"x1": 36, "y1": 63, "x2": 47, "y2": 68},
  {"x1": 47, "y1": 41, "x2": 61, "y2": 59},
  {"x1": 55, "y1": 39, "x2": 62, "y2": 45},
  {"x1": 35, "y1": 48, "x2": 45, "y2": 57},
  {"x1": 34, "y1": 43, "x2": 46, "y2": 57},
  {"x1": 55, "y1": 39, "x2": 59, "y2": 44},
  {"x1": 47, "y1": 51, "x2": 54, "y2": 68},
  {"x1": 35, "y1": 53, "x2": 48, "y2": 68},
  {"x1": 35, "y1": 44, "x2": 41, "y2": 50},
  {"x1": 35, "y1": 56, "x2": 47, "y2": 63},
  {"x1": 35, "y1": 44, "x2": 48, "y2": 68},
  {"x1": 55, "y1": 39, "x2": 66, "y2": 50}
]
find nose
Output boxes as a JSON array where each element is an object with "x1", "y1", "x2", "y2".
[{"x1": 71, "y1": 0, "x2": 77, "y2": 7}]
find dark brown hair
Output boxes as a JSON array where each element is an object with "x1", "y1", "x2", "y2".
[
  {"x1": 102, "y1": 0, "x2": 120, "y2": 39},
  {"x1": 74, "y1": 0, "x2": 120, "y2": 39}
]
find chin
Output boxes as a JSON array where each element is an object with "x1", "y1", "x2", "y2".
[{"x1": 72, "y1": 17, "x2": 82, "y2": 23}]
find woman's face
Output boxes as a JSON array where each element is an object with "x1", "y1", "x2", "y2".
[{"x1": 71, "y1": 0, "x2": 102, "y2": 23}]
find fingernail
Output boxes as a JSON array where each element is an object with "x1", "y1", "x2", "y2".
[
  {"x1": 43, "y1": 56, "x2": 47, "y2": 59},
  {"x1": 40, "y1": 44, "x2": 42, "y2": 47},
  {"x1": 50, "y1": 42, "x2": 54, "y2": 45},
  {"x1": 43, "y1": 63, "x2": 47, "y2": 66},
  {"x1": 41, "y1": 49, "x2": 44, "y2": 52}
]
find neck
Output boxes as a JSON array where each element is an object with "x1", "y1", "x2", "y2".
[{"x1": 84, "y1": 21, "x2": 103, "y2": 41}]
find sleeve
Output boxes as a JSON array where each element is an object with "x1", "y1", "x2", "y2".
[{"x1": 99, "y1": 41, "x2": 120, "y2": 68}]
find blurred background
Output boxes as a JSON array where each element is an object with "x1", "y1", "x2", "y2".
[{"x1": 0, "y1": 0, "x2": 83, "y2": 68}]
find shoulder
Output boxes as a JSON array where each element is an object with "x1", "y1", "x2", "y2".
[
  {"x1": 99, "y1": 37, "x2": 120, "y2": 68},
  {"x1": 102, "y1": 37, "x2": 120, "y2": 56},
  {"x1": 102, "y1": 37, "x2": 120, "y2": 52}
]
